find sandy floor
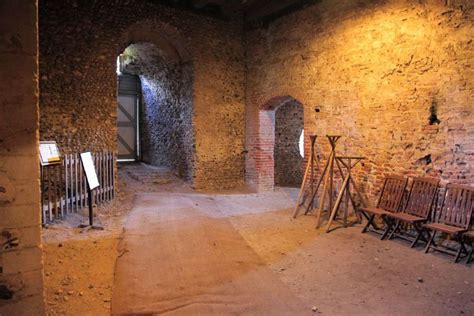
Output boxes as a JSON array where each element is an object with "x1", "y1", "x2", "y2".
[
  {"x1": 43, "y1": 163, "x2": 474, "y2": 315},
  {"x1": 112, "y1": 193, "x2": 310, "y2": 315}
]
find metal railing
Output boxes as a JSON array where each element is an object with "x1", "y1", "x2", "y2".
[{"x1": 40, "y1": 152, "x2": 115, "y2": 224}]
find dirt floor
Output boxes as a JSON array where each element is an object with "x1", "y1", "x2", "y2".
[
  {"x1": 43, "y1": 163, "x2": 474, "y2": 315},
  {"x1": 42, "y1": 163, "x2": 192, "y2": 315},
  {"x1": 111, "y1": 192, "x2": 310, "y2": 315}
]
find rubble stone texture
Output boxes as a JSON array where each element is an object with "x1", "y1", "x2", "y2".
[
  {"x1": 246, "y1": 0, "x2": 474, "y2": 196},
  {"x1": 0, "y1": 1, "x2": 45, "y2": 314},
  {"x1": 122, "y1": 43, "x2": 194, "y2": 180},
  {"x1": 39, "y1": 0, "x2": 245, "y2": 190},
  {"x1": 2, "y1": 0, "x2": 474, "y2": 313},
  {"x1": 274, "y1": 101, "x2": 304, "y2": 187}
]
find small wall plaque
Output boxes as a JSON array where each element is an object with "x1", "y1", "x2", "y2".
[{"x1": 39, "y1": 141, "x2": 61, "y2": 166}]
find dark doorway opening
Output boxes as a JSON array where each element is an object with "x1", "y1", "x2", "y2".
[
  {"x1": 116, "y1": 42, "x2": 194, "y2": 180},
  {"x1": 274, "y1": 100, "x2": 304, "y2": 187}
]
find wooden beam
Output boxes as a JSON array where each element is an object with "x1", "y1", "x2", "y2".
[
  {"x1": 245, "y1": 0, "x2": 321, "y2": 25},
  {"x1": 192, "y1": 0, "x2": 214, "y2": 9}
]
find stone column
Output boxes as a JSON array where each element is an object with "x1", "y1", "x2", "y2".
[{"x1": 0, "y1": 0, "x2": 45, "y2": 314}]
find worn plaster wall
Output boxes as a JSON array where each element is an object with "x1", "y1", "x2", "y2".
[
  {"x1": 274, "y1": 101, "x2": 304, "y2": 187},
  {"x1": 39, "y1": 0, "x2": 245, "y2": 190},
  {"x1": 246, "y1": 0, "x2": 474, "y2": 196},
  {"x1": 0, "y1": 0, "x2": 45, "y2": 314}
]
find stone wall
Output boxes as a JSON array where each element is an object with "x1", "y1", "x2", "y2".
[
  {"x1": 39, "y1": 0, "x2": 245, "y2": 190},
  {"x1": 246, "y1": 0, "x2": 474, "y2": 198},
  {"x1": 122, "y1": 43, "x2": 194, "y2": 180},
  {"x1": 274, "y1": 101, "x2": 304, "y2": 187},
  {"x1": 0, "y1": 0, "x2": 45, "y2": 314}
]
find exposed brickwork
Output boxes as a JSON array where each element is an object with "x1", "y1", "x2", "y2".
[
  {"x1": 246, "y1": 95, "x2": 308, "y2": 191},
  {"x1": 39, "y1": 0, "x2": 245, "y2": 190},
  {"x1": 274, "y1": 101, "x2": 304, "y2": 187},
  {"x1": 246, "y1": 0, "x2": 474, "y2": 198},
  {"x1": 0, "y1": 0, "x2": 45, "y2": 314}
]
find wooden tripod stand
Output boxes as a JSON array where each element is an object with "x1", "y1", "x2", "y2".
[
  {"x1": 325, "y1": 156, "x2": 367, "y2": 232},
  {"x1": 314, "y1": 135, "x2": 341, "y2": 228},
  {"x1": 293, "y1": 135, "x2": 368, "y2": 233},
  {"x1": 293, "y1": 135, "x2": 321, "y2": 218},
  {"x1": 302, "y1": 136, "x2": 368, "y2": 232}
]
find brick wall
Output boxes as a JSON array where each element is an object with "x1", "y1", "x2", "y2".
[
  {"x1": 39, "y1": 0, "x2": 246, "y2": 190},
  {"x1": 246, "y1": 0, "x2": 474, "y2": 197},
  {"x1": 0, "y1": 0, "x2": 45, "y2": 314}
]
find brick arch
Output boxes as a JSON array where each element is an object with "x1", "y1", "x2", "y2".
[
  {"x1": 261, "y1": 95, "x2": 302, "y2": 111},
  {"x1": 247, "y1": 95, "x2": 305, "y2": 191}
]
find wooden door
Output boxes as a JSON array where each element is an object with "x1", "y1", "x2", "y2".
[{"x1": 117, "y1": 94, "x2": 138, "y2": 160}]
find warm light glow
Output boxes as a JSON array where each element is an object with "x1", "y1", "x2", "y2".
[
  {"x1": 116, "y1": 55, "x2": 122, "y2": 75},
  {"x1": 299, "y1": 129, "x2": 304, "y2": 158}
]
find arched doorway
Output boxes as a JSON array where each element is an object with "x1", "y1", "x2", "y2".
[
  {"x1": 255, "y1": 95, "x2": 305, "y2": 191},
  {"x1": 116, "y1": 25, "x2": 194, "y2": 180},
  {"x1": 274, "y1": 100, "x2": 304, "y2": 187}
]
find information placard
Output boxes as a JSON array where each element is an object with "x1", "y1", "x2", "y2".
[
  {"x1": 39, "y1": 141, "x2": 61, "y2": 166},
  {"x1": 80, "y1": 152, "x2": 100, "y2": 190}
]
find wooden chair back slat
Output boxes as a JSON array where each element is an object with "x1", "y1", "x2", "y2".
[
  {"x1": 404, "y1": 177, "x2": 439, "y2": 218},
  {"x1": 437, "y1": 184, "x2": 474, "y2": 229},
  {"x1": 377, "y1": 175, "x2": 408, "y2": 212}
]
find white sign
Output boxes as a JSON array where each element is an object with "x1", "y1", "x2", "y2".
[
  {"x1": 80, "y1": 152, "x2": 100, "y2": 190},
  {"x1": 39, "y1": 141, "x2": 61, "y2": 166}
]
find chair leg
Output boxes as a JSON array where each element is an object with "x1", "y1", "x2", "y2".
[
  {"x1": 411, "y1": 224, "x2": 424, "y2": 248},
  {"x1": 388, "y1": 220, "x2": 401, "y2": 240},
  {"x1": 380, "y1": 216, "x2": 392, "y2": 240},
  {"x1": 454, "y1": 234, "x2": 466, "y2": 263},
  {"x1": 361, "y1": 214, "x2": 375, "y2": 233},
  {"x1": 424, "y1": 230, "x2": 436, "y2": 254},
  {"x1": 466, "y1": 237, "x2": 473, "y2": 265}
]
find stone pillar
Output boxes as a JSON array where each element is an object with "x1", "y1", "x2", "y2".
[{"x1": 0, "y1": 0, "x2": 45, "y2": 314}]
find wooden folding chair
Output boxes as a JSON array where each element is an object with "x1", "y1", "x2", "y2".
[
  {"x1": 423, "y1": 184, "x2": 474, "y2": 263},
  {"x1": 463, "y1": 231, "x2": 474, "y2": 265},
  {"x1": 385, "y1": 177, "x2": 440, "y2": 247},
  {"x1": 360, "y1": 175, "x2": 408, "y2": 239}
]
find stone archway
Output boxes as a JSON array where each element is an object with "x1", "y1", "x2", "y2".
[
  {"x1": 116, "y1": 22, "x2": 195, "y2": 180},
  {"x1": 118, "y1": 22, "x2": 192, "y2": 64}
]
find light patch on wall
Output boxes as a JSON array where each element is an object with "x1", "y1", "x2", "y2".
[
  {"x1": 117, "y1": 55, "x2": 123, "y2": 75},
  {"x1": 299, "y1": 129, "x2": 305, "y2": 158}
]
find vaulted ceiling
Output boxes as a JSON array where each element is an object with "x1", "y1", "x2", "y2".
[{"x1": 151, "y1": 0, "x2": 320, "y2": 26}]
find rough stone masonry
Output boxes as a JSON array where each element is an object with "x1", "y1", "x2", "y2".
[
  {"x1": 245, "y1": 0, "x2": 474, "y2": 195},
  {"x1": 121, "y1": 43, "x2": 194, "y2": 180},
  {"x1": 1, "y1": 0, "x2": 474, "y2": 314},
  {"x1": 39, "y1": 0, "x2": 246, "y2": 190}
]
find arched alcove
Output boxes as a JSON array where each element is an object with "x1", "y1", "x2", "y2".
[
  {"x1": 256, "y1": 95, "x2": 305, "y2": 190},
  {"x1": 274, "y1": 100, "x2": 304, "y2": 187},
  {"x1": 119, "y1": 22, "x2": 192, "y2": 65}
]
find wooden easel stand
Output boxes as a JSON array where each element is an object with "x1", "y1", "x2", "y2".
[{"x1": 293, "y1": 134, "x2": 320, "y2": 218}]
